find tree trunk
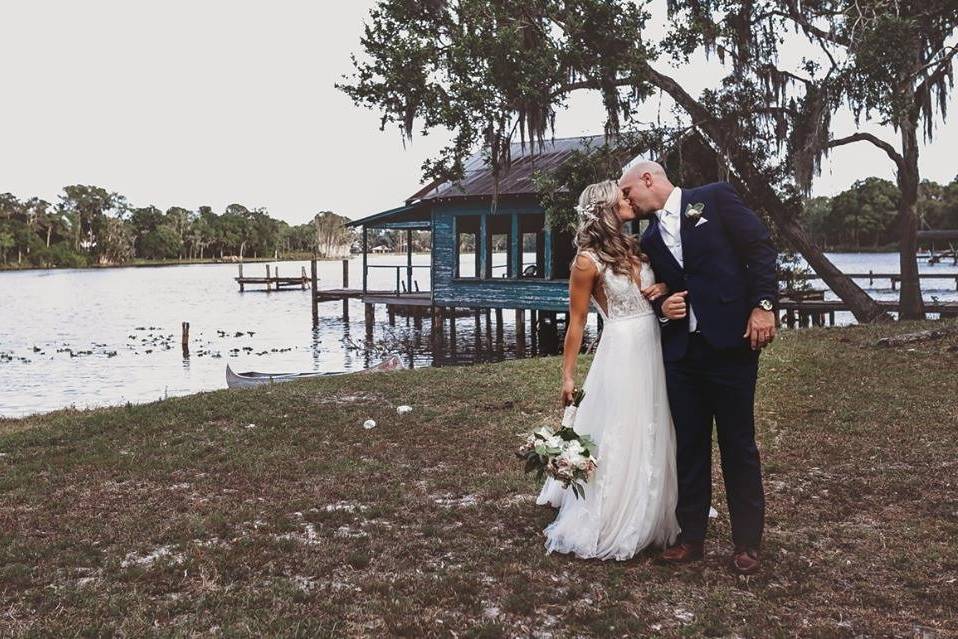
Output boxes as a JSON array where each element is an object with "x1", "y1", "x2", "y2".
[
  {"x1": 896, "y1": 119, "x2": 925, "y2": 320},
  {"x1": 773, "y1": 211, "x2": 889, "y2": 321},
  {"x1": 644, "y1": 64, "x2": 889, "y2": 323},
  {"x1": 46, "y1": 225, "x2": 52, "y2": 247}
]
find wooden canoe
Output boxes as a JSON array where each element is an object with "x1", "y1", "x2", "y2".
[{"x1": 226, "y1": 354, "x2": 405, "y2": 389}]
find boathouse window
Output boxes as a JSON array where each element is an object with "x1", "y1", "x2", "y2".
[
  {"x1": 455, "y1": 215, "x2": 480, "y2": 278},
  {"x1": 519, "y1": 212, "x2": 547, "y2": 279},
  {"x1": 485, "y1": 214, "x2": 513, "y2": 278}
]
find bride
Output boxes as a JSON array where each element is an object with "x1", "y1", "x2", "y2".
[{"x1": 536, "y1": 179, "x2": 681, "y2": 561}]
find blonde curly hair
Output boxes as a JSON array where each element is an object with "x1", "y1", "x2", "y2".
[{"x1": 571, "y1": 179, "x2": 646, "y2": 280}]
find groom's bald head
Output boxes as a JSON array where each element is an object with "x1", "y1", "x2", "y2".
[{"x1": 618, "y1": 160, "x2": 674, "y2": 217}]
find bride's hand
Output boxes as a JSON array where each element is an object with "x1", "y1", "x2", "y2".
[
  {"x1": 560, "y1": 378, "x2": 575, "y2": 407},
  {"x1": 641, "y1": 282, "x2": 668, "y2": 301}
]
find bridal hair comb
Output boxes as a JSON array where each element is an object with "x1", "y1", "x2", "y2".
[{"x1": 575, "y1": 197, "x2": 600, "y2": 222}]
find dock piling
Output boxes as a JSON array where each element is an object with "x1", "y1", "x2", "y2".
[
  {"x1": 181, "y1": 322, "x2": 190, "y2": 357},
  {"x1": 342, "y1": 259, "x2": 350, "y2": 319},
  {"x1": 310, "y1": 258, "x2": 319, "y2": 326},
  {"x1": 364, "y1": 303, "x2": 374, "y2": 340}
]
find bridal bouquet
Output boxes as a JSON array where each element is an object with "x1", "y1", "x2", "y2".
[{"x1": 516, "y1": 388, "x2": 598, "y2": 499}]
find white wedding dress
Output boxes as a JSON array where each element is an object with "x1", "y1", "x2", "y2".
[{"x1": 536, "y1": 250, "x2": 681, "y2": 560}]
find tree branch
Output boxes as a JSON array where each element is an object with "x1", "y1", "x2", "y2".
[
  {"x1": 826, "y1": 132, "x2": 906, "y2": 174},
  {"x1": 913, "y1": 44, "x2": 958, "y2": 104},
  {"x1": 753, "y1": 9, "x2": 850, "y2": 48}
]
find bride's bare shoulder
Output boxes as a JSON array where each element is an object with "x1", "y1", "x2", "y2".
[{"x1": 573, "y1": 250, "x2": 602, "y2": 270}]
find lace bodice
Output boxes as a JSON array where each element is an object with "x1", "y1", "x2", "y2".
[{"x1": 580, "y1": 251, "x2": 655, "y2": 321}]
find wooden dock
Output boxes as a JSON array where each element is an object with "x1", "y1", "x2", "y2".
[
  {"x1": 236, "y1": 263, "x2": 311, "y2": 292},
  {"x1": 779, "y1": 298, "x2": 958, "y2": 327},
  {"x1": 314, "y1": 288, "x2": 432, "y2": 307},
  {"x1": 783, "y1": 271, "x2": 958, "y2": 291}
]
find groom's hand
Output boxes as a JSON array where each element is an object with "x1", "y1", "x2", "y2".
[
  {"x1": 662, "y1": 291, "x2": 688, "y2": 320},
  {"x1": 744, "y1": 308, "x2": 776, "y2": 350}
]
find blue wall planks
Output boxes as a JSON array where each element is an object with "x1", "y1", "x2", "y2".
[{"x1": 430, "y1": 198, "x2": 568, "y2": 310}]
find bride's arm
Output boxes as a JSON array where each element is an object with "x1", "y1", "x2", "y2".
[{"x1": 560, "y1": 254, "x2": 597, "y2": 406}]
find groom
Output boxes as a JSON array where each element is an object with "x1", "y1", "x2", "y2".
[{"x1": 619, "y1": 161, "x2": 778, "y2": 575}]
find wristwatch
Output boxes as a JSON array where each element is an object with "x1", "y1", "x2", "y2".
[{"x1": 756, "y1": 299, "x2": 774, "y2": 312}]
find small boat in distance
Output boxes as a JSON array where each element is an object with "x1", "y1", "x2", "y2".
[{"x1": 226, "y1": 354, "x2": 405, "y2": 389}]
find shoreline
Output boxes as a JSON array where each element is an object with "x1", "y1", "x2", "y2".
[{"x1": 0, "y1": 255, "x2": 348, "y2": 273}]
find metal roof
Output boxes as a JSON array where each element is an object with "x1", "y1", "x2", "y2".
[
  {"x1": 407, "y1": 134, "x2": 621, "y2": 203},
  {"x1": 344, "y1": 203, "x2": 431, "y2": 229},
  {"x1": 346, "y1": 133, "x2": 654, "y2": 228}
]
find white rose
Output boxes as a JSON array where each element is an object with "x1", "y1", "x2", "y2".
[
  {"x1": 563, "y1": 440, "x2": 585, "y2": 456},
  {"x1": 544, "y1": 435, "x2": 564, "y2": 449},
  {"x1": 560, "y1": 450, "x2": 586, "y2": 467}
]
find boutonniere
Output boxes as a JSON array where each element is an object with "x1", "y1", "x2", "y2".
[{"x1": 684, "y1": 202, "x2": 706, "y2": 221}]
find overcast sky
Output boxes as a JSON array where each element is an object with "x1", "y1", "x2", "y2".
[{"x1": 2, "y1": 1, "x2": 956, "y2": 225}]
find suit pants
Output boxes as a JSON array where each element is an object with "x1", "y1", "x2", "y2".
[{"x1": 664, "y1": 332, "x2": 765, "y2": 548}]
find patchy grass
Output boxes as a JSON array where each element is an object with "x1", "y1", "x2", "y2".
[{"x1": 1, "y1": 321, "x2": 956, "y2": 637}]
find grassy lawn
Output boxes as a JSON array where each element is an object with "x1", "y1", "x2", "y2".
[{"x1": 1, "y1": 321, "x2": 956, "y2": 637}]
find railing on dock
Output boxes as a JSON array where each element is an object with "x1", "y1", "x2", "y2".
[
  {"x1": 363, "y1": 264, "x2": 431, "y2": 294},
  {"x1": 778, "y1": 298, "x2": 958, "y2": 328},
  {"x1": 781, "y1": 271, "x2": 958, "y2": 291},
  {"x1": 235, "y1": 263, "x2": 311, "y2": 292}
]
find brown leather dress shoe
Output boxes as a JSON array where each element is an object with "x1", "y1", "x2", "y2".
[
  {"x1": 660, "y1": 541, "x2": 705, "y2": 564},
  {"x1": 730, "y1": 546, "x2": 761, "y2": 575}
]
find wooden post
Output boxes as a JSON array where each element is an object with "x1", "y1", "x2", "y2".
[
  {"x1": 474, "y1": 309, "x2": 482, "y2": 349},
  {"x1": 530, "y1": 309, "x2": 538, "y2": 353},
  {"x1": 406, "y1": 229, "x2": 413, "y2": 294},
  {"x1": 238, "y1": 263, "x2": 244, "y2": 292},
  {"x1": 388, "y1": 306, "x2": 396, "y2": 325},
  {"x1": 433, "y1": 305, "x2": 444, "y2": 336},
  {"x1": 449, "y1": 307, "x2": 456, "y2": 343},
  {"x1": 510, "y1": 213, "x2": 520, "y2": 278},
  {"x1": 364, "y1": 303, "x2": 374, "y2": 339},
  {"x1": 484, "y1": 308, "x2": 492, "y2": 350},
  {"x1": 543, "y1": 226, "x2": 553, "y2": 279},
  {"x1": 301, "y1": 266, "x2": 307, "y2": 290},
  {"x1": 515, "y1": 308, "x2": 525, "y2": 343},
  {"x1": 181, "y1": 322, "x2": 190, "y2": 357},
  {"x1": 342, "y1": 258, "x2": 350, "y2": 320},
  {"x1": 310, "y1": 258, "x2": 319, "y2": 326},
  {"x1": 362, "y1": 227, "x2": 368, "y2": 294},
  {"x1": 266, "y1": 264, "x2": 272, "y2": 292},
  {"x1": 495, "y1": 307, "x2": 503, "y2": 339}
]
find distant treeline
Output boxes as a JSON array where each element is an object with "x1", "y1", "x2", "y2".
[
  {"x1": 0, "y1": 185, "x2": 355, "y2": 268},
  {"x1": 802, "y1": 176, "x2": 958, "y2": 250}
]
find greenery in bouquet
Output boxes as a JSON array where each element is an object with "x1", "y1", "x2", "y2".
[{"x1": 516, "y1": 388, "x2": 598, "y2": 499}]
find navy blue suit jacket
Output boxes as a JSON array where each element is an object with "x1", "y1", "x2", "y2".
[{"x1": 639, "y1": 182, "x2": 778, "y2": 361}]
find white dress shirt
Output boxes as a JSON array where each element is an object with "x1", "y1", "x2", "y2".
[{"x1": 655, "y1": 186, "x2": 698, "y2": 332}]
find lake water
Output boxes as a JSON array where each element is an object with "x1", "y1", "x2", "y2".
[
  {"x1": 0, "y1": 252, "x2": 955, "y2": 418},
  {"x1": 0, "y1": 252, "x2": 583, "y2": 418}
]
